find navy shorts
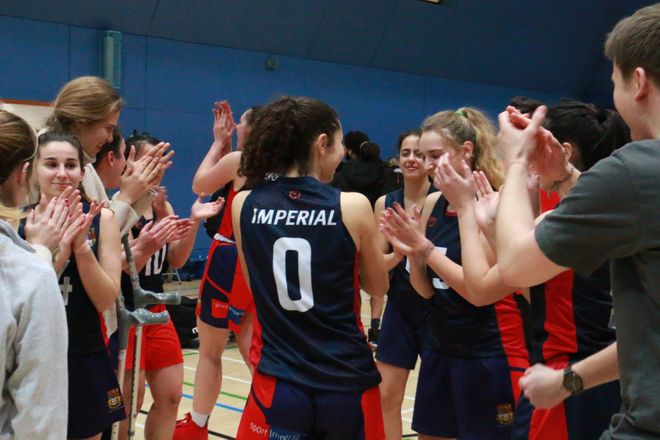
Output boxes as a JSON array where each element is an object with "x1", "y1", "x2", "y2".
[
  {"x1": 237, "y1": 371, "x2": 385, "y2": 439},
  {"x1": 512, "y1": 361, "x2": 620, "y2": 440},
  {"x1": 412, "y1": 351, "x2": 518, "y2": 439},
  {"x1": 375, "y1": 299, "x2": 430, "y2": 370},
  {"x1": 197, "y1": 241, "x2": 251, "y2": 330},
  {"x1": 67, "y1": 350, "x2": 126, "y2": 438}
]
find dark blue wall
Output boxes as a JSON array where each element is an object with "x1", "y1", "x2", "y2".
[{"x1": 1, "y1": 16, "x2": 565, "y2": 255}]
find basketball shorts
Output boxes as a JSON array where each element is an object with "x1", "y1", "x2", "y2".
[
  {"x1": 124, "y1": 304, "x2": 183, "y2": 371},
  {"x1": 375, "y1": 299, "x2": 430, "y2": 370},
  {"x1": 412, "y1": 351, "x2": 524, "y2": 439},
  {"x1": 237, "y1": 370, "x2": 385, "y2": 439},
  {"x1": 196, "y1": 240, "x2": 253, "y2": 331}
]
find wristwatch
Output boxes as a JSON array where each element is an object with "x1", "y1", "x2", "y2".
[{"x1": 562, "y1": 366, "x2": 584, "y2": 395}]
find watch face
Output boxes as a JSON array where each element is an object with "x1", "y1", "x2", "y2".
[{"x1": 563, "y1": 370, "x2": 584, "y2": 393}]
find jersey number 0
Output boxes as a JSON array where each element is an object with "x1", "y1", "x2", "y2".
[{"x1": 272, "y1": 237, "x2": 314, "y2": 312}]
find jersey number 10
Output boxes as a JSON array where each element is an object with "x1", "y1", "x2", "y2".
[{"x1": 273, "y1": 237, "x2": 314, "y2": 312}]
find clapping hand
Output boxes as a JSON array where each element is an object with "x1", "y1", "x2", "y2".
[
  {"x1": 190, "y1": 193, "x2": 225, "y2": 222},
  {"x1": 432, "y1": 154, "x2": 476, "y2": 213},
  {"x1": 71, "y1": 200, "x2": 105, "y2": 255},
  {"x1": 25, "y1": 187, "x2": 83, "y2": 252},
  {"x1": 213, "y1": 101, "x2": 235, "y2": 156},
  {"x1": 380, "y1": 203, "x2": 431, "y2": 259}
]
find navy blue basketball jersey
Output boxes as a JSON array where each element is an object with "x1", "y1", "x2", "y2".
[
  {"x1": 385, "y1": 187, "x2": 435, "y2": 308},
  {"x1": 240, "y1": 176, "x2": 380, "y2": 392},
  {"x1": 528, "y1": 194, "x2": 615, "y2": 365},
  {"x1": 120, "y1": 215, "x2": 169, "y2": 311},
  {"x1": 424, "y1": 195, "x2": 527, "y2": 361},
  {"x1": 59, "y1": 202, "x2": 105, "y2": 355}
]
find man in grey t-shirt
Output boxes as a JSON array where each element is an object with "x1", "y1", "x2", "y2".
[{"x1": 494, "y1": 4, "x2": 660, "y2": 439}]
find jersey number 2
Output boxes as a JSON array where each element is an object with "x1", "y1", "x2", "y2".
[{"x1": 273, "y1": 237, "x2": 314, "y2": 312}]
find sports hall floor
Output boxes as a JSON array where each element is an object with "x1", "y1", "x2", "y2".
[{"x1": 129, "y1": 280, "x2": 419, "y2": 439}]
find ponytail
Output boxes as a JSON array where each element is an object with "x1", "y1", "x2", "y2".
[{"x1": 544, "y1": 100, "x2": 630, "y2": 171}]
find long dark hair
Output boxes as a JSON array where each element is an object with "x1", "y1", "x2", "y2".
[
  {"x1": 238, "y1": 96, "x2": 341, "y2": 187},
  {"x1": 544, "y1": 100, "x2": 630, "y2": 171}
]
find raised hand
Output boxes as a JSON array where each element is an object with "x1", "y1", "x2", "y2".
[
  {"x1": 152, "y1": 186, "x2": 170, "y2": 219},
  {"x1": 519, "y1": 363, "x2": 570, "y2": 409},
  {"x1": 170, "y1": 218, "x2": 194, "y2": 241},
  {"x1": 25, "y1": 187, "x2": 81, "y2": 251},
  {"x1": 473, "y1": 171, "x2": 499, "y2": 236},
  {"x1": 120, "y1": 142, "x2": 174, "y2": 204},
  {"x1": 497, "y1": 105, "x2": 547, "y2": 168},
  {"x1": 433, "y1": 154, "x2": 475, "y2": 212},
  {"x1": 213, "y1": 101, "x2": 236, "y2": 155},
  {"x1": 133, "y1": 215, "x2": 183, "y2": 255},
  {"x1": 72, "y1": 201, "x2": 106, "y2": 255},
  {"x1": 529, "y1": 129, "x2": 574, "y2": 190},
  {"x1": 190, "y1": 194, "x2": 224, "y2": 222},
  {"x1": 379, "y1": 203, "x2": 431, "y2": 259}
]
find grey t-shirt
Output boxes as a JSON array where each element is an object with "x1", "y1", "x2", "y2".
[{"x1": 536, "y1": 139, "x2": 660, "y2": 439}]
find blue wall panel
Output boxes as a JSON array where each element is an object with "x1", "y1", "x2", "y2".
[
  {"x1": 0, "y1": 16, "x2": 69, "y2": 100},
  {"x1": 69, "y1": 26, "x2": 99, "y2": 78},
  {"x1": 121, "y1": 34, "x2": 147, "y2": 110},
  {"x1": 2, "y1": 17, "x2": 566, "y2": 254},
  {"x1": 143, "y1": 109, "x2": 215, "y2": 256}
]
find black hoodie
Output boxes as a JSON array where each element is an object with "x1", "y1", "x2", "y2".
[{"x1": 331, "y1": 159, "x2": 385, "y2": 207}]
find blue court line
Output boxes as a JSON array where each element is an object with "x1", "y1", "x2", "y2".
[{"x1": 180, "y1": 391, "x2": 244, "y2": 413}]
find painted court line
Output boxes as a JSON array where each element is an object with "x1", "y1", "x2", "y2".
[
  {"x1": 183, "y1": 366, "x2": 252, "y2": 385},
  {"x1": 180, "y1": 391, "x2": 244, "y2": 413}
]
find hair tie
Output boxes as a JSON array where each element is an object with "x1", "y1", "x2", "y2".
[{"x1": 455, "y1": 110, "x2": 467, "y2": 117}]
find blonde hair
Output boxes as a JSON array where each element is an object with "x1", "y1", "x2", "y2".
[
  {"x1": 47, "y1": 76, "x2": 123, "y2": 131},
  {"x1": 0, "y1": 110, "x2": 37, "y2": 219},
  {"x1": 421, "y1": 107, "x2": 504, "y2": 188}
]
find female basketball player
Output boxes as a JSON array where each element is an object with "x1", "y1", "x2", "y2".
[
  {"x1": 119, "y1": 133, "x2": 223, "y2": 440},
  {"x1": 373, "y1": 129, "x2": 435, "y2": 439},
  {"x1": 174, "y1": 102, "x2": 259, "y2": 439},
  {"x1": 232, "y1": 96, "x2": 388, "y2": 439},
  {"x1": 31, "y1": 131, "x2": 125, "y2": 439},
  {"x1": 422, "y1": 101, "x2": 629, "y2": 440},
  {"x1": 381, "y1": 108, "x2": 528, "y2": 440}
]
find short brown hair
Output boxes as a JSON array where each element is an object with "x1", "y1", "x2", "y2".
[{"x1": 605, "y1": 3, "x2": 660, "y2": 85}]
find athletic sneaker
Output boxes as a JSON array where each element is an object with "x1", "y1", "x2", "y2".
[{"x1": 173, "y1": 412, "x2": 208, "y2": 440}]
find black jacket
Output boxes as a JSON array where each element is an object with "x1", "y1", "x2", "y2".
[{"x1": 331, "y1": 159, "x2": 385, "y2": 207}]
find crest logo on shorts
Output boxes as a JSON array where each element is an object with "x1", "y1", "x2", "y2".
[
  {"x1": 107, "y1": 387, "x2": 123, "y2": 410},
  {"x1": 495, "y1": 403, "x2": 514, "y2": 425},
  {"x1": 289, "y1": 190, "x2": 301, "y2": 200},
  {"x1": 426, "y1": 217, "x2": 437, "y2": 228}
]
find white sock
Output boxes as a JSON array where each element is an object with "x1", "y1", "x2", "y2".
[{"x1": 191, "y1": 410, "x2": 209, "y2": 428}]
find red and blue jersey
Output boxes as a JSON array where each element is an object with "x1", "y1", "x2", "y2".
[
  {"x1": 217, "y1": 182, "x2": 238, "y2": 240},
  {"x1": 239, "y1": 176, "x2": 380, "y2": 392},
  {"x1": 529, "y1": 190, "x2": 615, "y2": 364},
  {"x1": 424, "y1": 195, "x2": 527, "y2": 363}
]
